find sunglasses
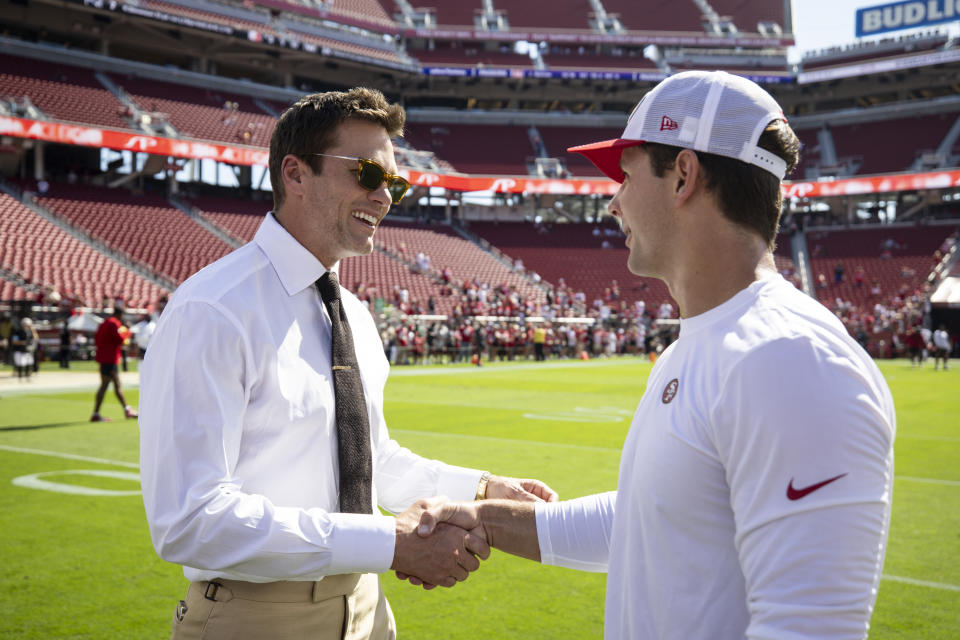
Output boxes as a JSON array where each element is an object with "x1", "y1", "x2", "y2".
[{"x1": 309, "y1": 153, "x2": 411, "y2": 205}]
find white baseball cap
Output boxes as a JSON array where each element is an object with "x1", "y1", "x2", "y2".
[{"x1": 569, "y1": 70, "x2": 788, "y2": 182}]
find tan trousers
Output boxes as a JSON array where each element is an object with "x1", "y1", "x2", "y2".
[{"x1": 170, "y1": 573, "x2": 395, "y2": 640}]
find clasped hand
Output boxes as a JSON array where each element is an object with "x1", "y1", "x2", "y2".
[
  {"x1": 391, "y1": 497, "x2": 488, "y2": 589},
  {"x1": 391, "y1": 476, "x2": 557, "y2": 589}
]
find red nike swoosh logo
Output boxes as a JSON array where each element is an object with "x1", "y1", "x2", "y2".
[{"x1": 786, "y1": 473, "x2": 848, "y2": 500}]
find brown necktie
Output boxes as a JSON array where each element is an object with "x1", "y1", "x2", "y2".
[{"x1": 316, "y1": 271, "x2": 373, "y2": 514}]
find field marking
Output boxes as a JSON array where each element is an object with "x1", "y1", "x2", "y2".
[
  {"x1": 896, "y1": 476, "x2": 960, "y2": 487},
  {"x1": 390, "y1": 429, "x2": 623, "y2": 453},
  {"x1": 12, "y1": 469, "x2": 141, "y2": 496},
  {"x1": 0, "y1": 444, "x2": 140, "y2": 469},
  {"x1": 523, "y1": 407, "x2": 630, "y2": 423},
  {"x1": 390, "y1": 359, "x2": 645, "y2": 377},
  {"x1": 883, "y1": 574, "x2": 960, "y2": 592},
  {"x1": 896, "y1": 434, "x2": 960, "y2": 443}
]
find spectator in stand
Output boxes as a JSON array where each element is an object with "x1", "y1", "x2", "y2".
[
  {"x1": 932, "y1": 325, "x2": 951, "y2": 370},
  {"x1": 834, "y1": 263, "x2": 845, "y2": 284},
  {"x1": 11, "y1": 317, "x2": 38, "y2": 381},
  {"x1": 91, "y1": 306, "x2": 138, "y2": 422}
]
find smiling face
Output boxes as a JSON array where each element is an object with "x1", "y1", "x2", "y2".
[
  {"x1": 607, "y1": 146, "x2": 677, "y2": 279},
  {"x1": 276, "y1": 118, "x2": 396, "y2": 267}
]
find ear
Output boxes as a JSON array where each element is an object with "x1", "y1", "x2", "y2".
[
  {"x1": 672, "y1": 149, "x2": 701, "y2": 207},
  {"x1": 281, "y1": 154, "x2": 307, "y2": 199}
]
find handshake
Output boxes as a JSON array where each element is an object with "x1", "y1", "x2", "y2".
[{"x1": 390, "y1": 476, "x2": 556, "y2": 589}]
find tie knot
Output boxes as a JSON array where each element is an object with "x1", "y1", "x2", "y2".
[{"x1": 316, "y1": 271, "x2": 341, "y2": 303}]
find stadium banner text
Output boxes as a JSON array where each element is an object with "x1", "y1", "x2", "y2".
[
  {"x1": 3, "y1": 115, "x2": 959, "y2": 197},
  {"x1": 0, "y1": 115, "x2": 268, "y2": 166},
  {"x1": 856, "y1": 0, "x2": 960, "y2": 37},
  {"x1": 423, "y1": 67, "x2": 794, "y2": 85}
]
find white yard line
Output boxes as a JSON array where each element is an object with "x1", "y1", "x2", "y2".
[
  {"x1": 389, "y1": 359, "x2": 645, "y2": 377},
  {"x1": 896, "y1": 476, "x2": 960, "y2": 487},
  {"x1": 882, "y1": 575, "x2": 960, "y2": 592},
  {"x1": 0, "y1": 444, "x2": 140, "y2": 469}
]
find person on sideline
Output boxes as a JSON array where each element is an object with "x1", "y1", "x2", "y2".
[
  {"x1": 410, "y1": 71, "x2": 896, "y2": 640},
  {"x1": 932, "y1": 324, "x2": 951, "y2": 370},
  {"x1": 11, "y1": 316, "x2": 38, "y2": 380},
  {"x1": 91, "y1": 306, "x2": 137, "y2": 422},
  {"x1": 138, "y1": 88, "x2": 556, "y2": 640}
]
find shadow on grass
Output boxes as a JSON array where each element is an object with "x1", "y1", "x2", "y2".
[{"x1": 0, "y1": 421, "x2": 87, "y2": 432}]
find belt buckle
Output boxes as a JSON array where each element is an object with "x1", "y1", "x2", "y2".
[{"x1": 204, "y1": 581, "x2": 222, "y2": 602}]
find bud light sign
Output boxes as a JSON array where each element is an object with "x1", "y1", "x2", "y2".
[{"x1": 856, "y1": 1, "x2": 960, "y2": 37}]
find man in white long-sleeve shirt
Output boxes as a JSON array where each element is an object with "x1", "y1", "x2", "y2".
[
  {"x1": 412, "y1": 71, "x2": 896, "y2": 639},
  {"x1": 139, "y1": 87, "x2": 556, "y2": 639}
]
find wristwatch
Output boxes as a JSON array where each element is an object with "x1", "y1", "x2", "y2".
[{"x1": 475, "y1": 471, "x2": 491, "y2": 500}]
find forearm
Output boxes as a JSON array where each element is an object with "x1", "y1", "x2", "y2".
[{"x1": 477, "y1": 499, "x2": 541, "y2": 562}]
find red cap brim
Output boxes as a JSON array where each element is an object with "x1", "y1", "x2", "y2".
[{"x1": 567, "y1": 138, "x2": 646, "y2": 183}]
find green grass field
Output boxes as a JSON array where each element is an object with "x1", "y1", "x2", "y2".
[{"x1": 1, "y1": 358, "x2": 957, "y2": 638}]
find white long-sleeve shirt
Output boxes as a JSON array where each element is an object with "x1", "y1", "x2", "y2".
[
  {"x1": 139, "y1": 213, "x2": 482, "y2": 583},
  {"x1": 536, "y1": 274, "x2": 895, "y2": 639}
]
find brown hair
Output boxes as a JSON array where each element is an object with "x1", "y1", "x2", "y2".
[
  {"x1": 268, "y1": 87, "x2": 405, "y2": 210},
  {"x1": 644, "y1": 120, "x2": 800, "y2": 250}
]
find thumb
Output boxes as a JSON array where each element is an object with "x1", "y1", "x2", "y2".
[{"x1": 417, "y1": 502, "x2": 473, "y2": 537}]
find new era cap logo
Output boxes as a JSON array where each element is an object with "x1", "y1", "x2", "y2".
[{"x1": 660, "y1": 116, "x2": 678, "y2": 131}]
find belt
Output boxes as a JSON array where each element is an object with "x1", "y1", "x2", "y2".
[{"x1": 198, "y1": 574, "x2": 363, "y2": 604}]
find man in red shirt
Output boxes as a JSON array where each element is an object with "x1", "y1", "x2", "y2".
[{"x1": 91, "y1": 306, "x2": 138, "y2": 422}]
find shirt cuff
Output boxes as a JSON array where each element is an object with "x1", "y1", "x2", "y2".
[
  {"x1": 435, "y1": 465, "x2": 487, "y2": 502},
  {"x1": 326, "y1": 513, "x2": 397, "y2": 575},
  {"x1": 534, "y1": 500, "x2": 558, "y2": 565}
]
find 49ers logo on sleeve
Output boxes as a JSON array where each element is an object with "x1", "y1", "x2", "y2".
[{"x1": 661, "y1": 378, "x2": 679, "y2": 404}]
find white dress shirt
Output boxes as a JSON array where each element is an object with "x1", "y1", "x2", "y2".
[
  {"x1": 536, "y1": 275, "x2": 895, "y2": 639},
  {"x1": 139, "y1": 212, "x2": 482, "y2": 583}
]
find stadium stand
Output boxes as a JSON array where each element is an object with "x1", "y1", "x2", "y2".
[
  {"x1": 542, "y1": 48, "x2": 659, "y2": 71},
  {"x1": 339, "y1": 249, "x2": 455, "y2": 314},
  {"x1": 708, "y1": 0, "x2": 785, "y2": 33},
  {"x1": 603, "y1": 0, "x2": 704, "y2": 32},
  {"x1": 467, "y1": 221, "x2": 672, "y2": 311},
  {"x1": 801, "y1": 33, "x2": 951, "y2": 70},
  {"x1": 494, "y1": 0, "x2": 592, "y2": 29},
  {"x1": 32, "y1": 184, "x2": 233, "y2": 285},
  {"x1": 0, "y1": 54, "x2": 130, "y2": 130},
  {"x1": 0, "y1": 278, "x2": 31, "y2": 302},
  {"x1": 808, "y1": 225, "x2": 951, "y2": 312},
  {"x1": 187, "y1": 196, "x2": 268, "y2": 243},
  {"x1": 376, "y1": 222, "x2": 545, "y2": 302},
  {"x1": 391, "y1": 0, "x2": 482, "y2": 26},
  {"x1": 828, "y1": 115, "x2": 957, "y2": 176},
  {"x1": 0, "y1": 192, "x2": 167, "y2": 306},
  {"x1": 404, "y1": 123, "x2": 533, "y2": 175},
  {"x1": 538, "y1": 125, "x2": 631, "y2": 176},
  {"x1": 409, "y1": 41, "x2": 536, "y2": 67},
  {"x1": 107, "y1": 73, "x2": 277, "y2": 146}
]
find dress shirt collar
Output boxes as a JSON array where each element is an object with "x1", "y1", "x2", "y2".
[{"x1": 254, "y1": 212, "x2": 338, "y2": 296}]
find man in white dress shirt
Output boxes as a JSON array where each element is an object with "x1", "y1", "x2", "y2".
[
  {"x1": 411, "y1": 72, "x2": 896, "y2": 639},
  {"x1": 139, "y1": 87, "x2": 556, "y2": 639}
]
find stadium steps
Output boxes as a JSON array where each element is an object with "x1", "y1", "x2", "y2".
[
  {"x1": 0, "y1": 179, "x2": 176, "y2": 292},
  {"x1": 94, "y1": 71, "x2": 180, "y2": 138},
  {"x1": 168, "y1": 196, "x2": 244, "y2": 249}
]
